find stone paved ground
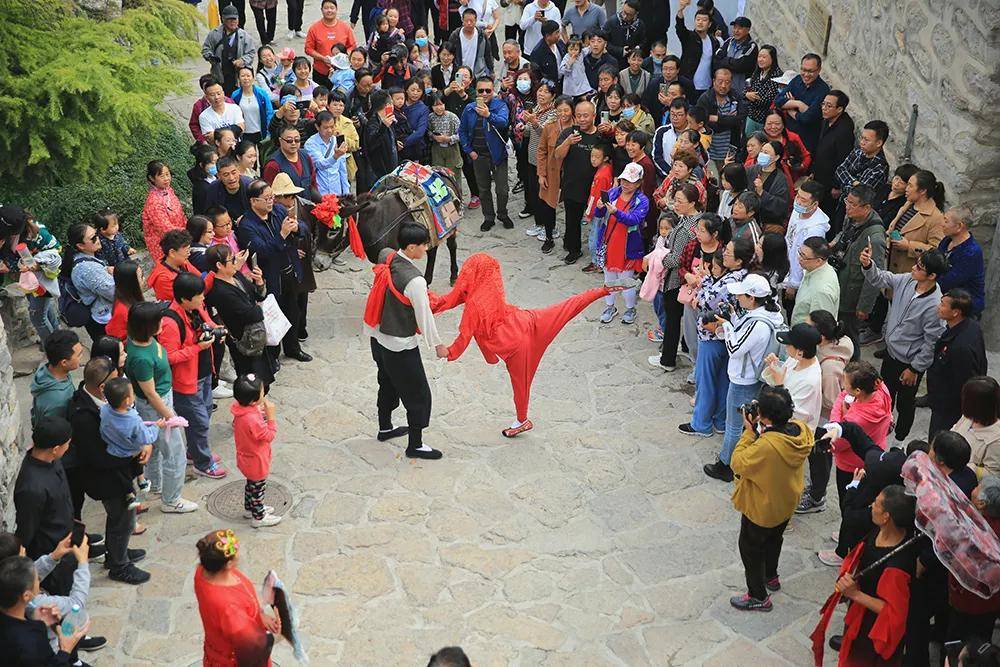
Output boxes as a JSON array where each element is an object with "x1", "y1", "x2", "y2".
[{"x1": 9, "y1": 2, "x2": 939, "y2": 664}]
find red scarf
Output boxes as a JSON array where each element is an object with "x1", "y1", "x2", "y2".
[{"x1": 363, "y1": 251, "x2": 413, "y2": 329}]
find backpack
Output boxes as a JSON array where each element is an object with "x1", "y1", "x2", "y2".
[
  {"x1": 740, "y1": 312, "x2": 787, "y2": 381},
  {"x1": 57, "y1": 256, "x2": 100, "y2": 328},
  {"x1": 161, "y1": 307, "x2": 189, "y2": 345}
]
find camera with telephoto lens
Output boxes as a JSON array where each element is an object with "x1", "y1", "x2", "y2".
[
  {"x1": 740, "y1": 399, "x2": 759, "y2": 420},
  {"x1": 828, "y1": 247, "x2": 846, "y2": 271},
  {"x1": 199, "y1": 323, "x2": 228, "y2": 342}
]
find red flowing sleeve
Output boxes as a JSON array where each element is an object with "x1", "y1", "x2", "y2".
[{"x1": 868, "y1": 567, "x2": 911, "y2": 660}]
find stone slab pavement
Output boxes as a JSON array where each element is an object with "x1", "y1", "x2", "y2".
[{"x1": 10, "y1": 1, "x2": 939, "y2": 664}]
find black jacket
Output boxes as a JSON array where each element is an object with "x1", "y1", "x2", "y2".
[
  {"x1": 188, "y1": 167, "x2": 214, "y2": 216},
  {"x1": 642, "y1": 75, "x2": 694, "y2": 124},
  {"x1": 810, "y1": 112, "x2": 856, "y2": 190},
  {"x1": 529, "y1": 39, "x2": 567, "y2": 88},
  {"x1": 711, "y1": 36, "x2": 758, "y2": 89},
  {"x1": 674, "y1": 15, "x2": 719, "y2": 84},
  {"x1": 603, "y1": 14, "x2": 646, "y2": 61},
  {"x1": 363, "y1": 116, "x2": 399, "y2": 183},
  {"x1": 926, "y1": 318, "x2": 988, "y2": 418},
  {"x1": 204, "y1": 176, "x2": 253, "y2": 222},
  {"x1": 583, "y1": 50, "x2": 620, "y2": 89},
  {"x1": 695, "y1": 88, "x2": 745, "y2": 152},
  {"x1": 68, "y1": 386, "x2": 134, "y2": 502},
  {"x1": 0, "y1": 613, "x2": 71, "y2": 667},
  {"x1": 13, "y1": 454, "x2": 74, "y2": 560}
]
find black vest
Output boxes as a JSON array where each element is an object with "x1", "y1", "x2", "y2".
[{"x1": 380, "y1": 250, "x2": 421, "y2": 337}]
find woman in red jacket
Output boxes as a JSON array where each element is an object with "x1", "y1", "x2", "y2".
[
  {"x1": 194, "y1": 529, "x2": 281, "y2": 666},
  {"x1": 141, "y1": 161, "x2": 187, "y2": 263},
  {"x1": 763, "y1": 111, "x2": 812, "y2": 182},
  {"x1": 105, "y1": 261, "x2": 145, "y2": 340}
]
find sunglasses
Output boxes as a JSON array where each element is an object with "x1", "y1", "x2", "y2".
[
  {"x1": 281, "y1": 137, "x2": 301, "y2": 144},
  {"x1": 477, "y1": 88, "x2": 492, "y2": 94}
]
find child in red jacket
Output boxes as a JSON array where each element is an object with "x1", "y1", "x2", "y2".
[
  {"x1": 581, "y1": 144, "x2": 615, "y2": 274},
  {"x1": 232, "y1": 374, "x2": 280, "y2": 528}
]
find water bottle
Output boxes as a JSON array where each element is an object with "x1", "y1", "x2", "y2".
[
  {"x1": 14, "y1": 243, "x2": 33, "y2": 266},
  {"x1": 60, "y1": 604, "x2": 87, "y2": 636}
]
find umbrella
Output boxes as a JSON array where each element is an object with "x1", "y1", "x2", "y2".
[
  {"x1": 262, "y1": 570, "x2": 309, "y2": 664},
  {"x1": 901, "y1": 450, "x2": 1000, "y2": 598}
]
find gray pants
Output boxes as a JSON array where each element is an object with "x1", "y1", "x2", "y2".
[{"x1": 472, "y1": 154, "x2": 510, "y2": 226}]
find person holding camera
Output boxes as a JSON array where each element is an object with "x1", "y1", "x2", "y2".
[
  {"x1": 729, "y1": 384, "x2": 813, "y2": 611},
  {"x1": 704, "y1": 273, "x2": 786, "y2": 482},
  {"x1": 160, "y1": 273, "x2": 229, "y2": 480}
]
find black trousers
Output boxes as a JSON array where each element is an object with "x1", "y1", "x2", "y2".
[
  {"x1": 84, "y1": 318, "x2": 107, "y2": 347},
  {"x1": 219, "y1": 0, "x2": 247, "y2": 27},
  {"x1": 881, "y1": 354, "x2": 923, "y2": 442},
  {"x1": 563, "y1": 199, "x2": 586, "y2": 255},
  {"x1": 461, "y1": 152, "x2": 480, "y2": 198},
  {"x1": 370, "y1": 338, "x2": 432, "y2": 448},
  {"x1": 65, "y1": 466, "x2": 87, "y2": 520},
  {"x1": 297, "y1": 291, "x2": 309, "y2": 338},
  {"x1": 102, "y1": 495, "x2": 135, "y2": 575},
  {"x1": 905, "y1": 568, "x2": 949, "y2": 667},
  {"x1": 535, "y1": 201, "x2": 556, "y2": 241},
  {"x1": 424, "y1": 235, "x2": 458, "y2": 285},
  {"x1": 807, "y1": 448, "x2": 832, "y2": 502},
  {"x1": 928, "y1": 409, "x2": 960, "y2": 443},
  {"x1": 738, "y1": 514, "x2": 789, "y2": 601},
  {"x1": 659, "y1": 287, "x2": 684, "y2": 367},
  {"x1": 251, "y1": 5, "x2": 276, "y2": 45},
  {"x1": 41, "y1": 553, "x2": 78, "y2": 597},
  {"x1": 286, "y1": 0, "x2": 304, "y2": 31},
  {"x1": 277, "y1": 277, "x2": 304, "y2": 356}
]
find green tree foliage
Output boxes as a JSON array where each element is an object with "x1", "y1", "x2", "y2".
[
  {"x1": 0, "y1": 0, "x2": 201, "y2": 185},
  {"x1": 0, "y1": 124, "x2": 193, "y2": 247}
]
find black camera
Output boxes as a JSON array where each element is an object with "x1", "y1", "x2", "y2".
[
  {"x1": 717, "y1": 300, "x2": 733, "y2": 320},
  {"x1": 200, "y1": 323, "x2": 228, "y2": 341},
  {"x1": 740, "y1": 399, "x2": 759, "y2": 420}
]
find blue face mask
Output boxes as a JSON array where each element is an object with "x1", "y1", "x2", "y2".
[
  {"x1": 621, "y1": 107, "x2": 636, "y2": 120},
  {"x1": 756, "y1": 152, "x2": 772, "y2": 168},
  {"x1": 793, "y1": 201, "x2": 810, "y2": 214},
  {"x1": 516, "y1": 79, "x2": 532, "y2": 94},
  {"x1": 207, "y1": 164, "x2": 218, "y2": 177},
  {"x1": 415, "y1": 37, "x2": 428, "y2": 47},
  {"x1": 652, "y1": 57, "x2": 663, "y2": 67},
  {"x1": 425, "y1": 87, "x2": 434, "y2": 96}
]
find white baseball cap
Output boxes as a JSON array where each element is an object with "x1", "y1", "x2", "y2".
[
  {"x1": 619, "y1": 162, "x2": 644, "y2": 183},
  {"x1": 727, "y1": 273, "x2": 772, "y2": 298}
]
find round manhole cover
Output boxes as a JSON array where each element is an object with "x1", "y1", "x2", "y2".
[{"x1": 205, "y1": 480, "x2": 293, "y2": 521}]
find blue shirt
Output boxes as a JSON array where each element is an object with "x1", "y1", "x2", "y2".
[
  {"x1": 938, "y1": 235, "x2": 985, "y2": 315},
  {"x1": 773, "y1": 74, "x2": 830, "y2": 151},
  {"x1": 304, "y1": 132, "x2": 350, "y2": 196}
]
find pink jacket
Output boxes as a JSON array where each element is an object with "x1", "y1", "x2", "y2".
[
  {"x1": 141, "y1": 187, "x2": 186, "y2": 263},
  {"x1": 232, "y1": 402, "x2": 276, "y2": 481},
  {"x1": 640, "y1": 246, "x2": 669, "y2": 302},
  {"x1": 830, "y1": 381, "x2": 893, "y2": 472}
]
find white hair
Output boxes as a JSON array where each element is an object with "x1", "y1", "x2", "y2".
[{"x1": 978, "y1": 475, "x2": 1000, "y2": 518}]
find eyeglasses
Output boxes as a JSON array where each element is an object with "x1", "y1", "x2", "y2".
[
  {"x1": 801, "y1": 67, "x2": 819, "y2": 74},
  {"x1": 820, "y1": 101, "x2": 837, "y2": 108},
  {"x1": 798, "y1": 251, "x2": 818, "y2": 261},
  {"x1": 477, "y1": 90, "x2": 492, "y2": 95},
  {"x1": 253, "y1": 195, "x2": 275, "y2": 202},
  {"x1": 213, "y1": 221, "x2": 232, "y2": 228}
]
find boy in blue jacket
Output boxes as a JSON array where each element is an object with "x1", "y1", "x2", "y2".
[{"x1": 99, "y1": 377, "x2": 162, "y2": 510}]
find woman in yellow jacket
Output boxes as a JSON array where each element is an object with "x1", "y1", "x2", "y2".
[
  {"x1": 730, "y1": 384, "x2": 814, "y2": 612},
  {"x1": 886, "y1": 169, "x2": 946, "y2": 274}
]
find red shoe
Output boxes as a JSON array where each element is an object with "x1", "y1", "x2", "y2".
[
  {"x1": 502, "y1": 420, "x2": 533, "y2": 438},
  {"x1": 468, "y1": 196, "x2": 481, "y2": 209}
]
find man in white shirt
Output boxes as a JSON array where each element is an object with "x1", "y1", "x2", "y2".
[
  {"x1": 765, "y1": 324, "x2": 824, "y2": 430},
  {"x1": 519, "y1": 0, "x2": 561, "y2": 54},
  {"x1": 198, "y1": 80, "x2": 245, "y2": 143},
  {"x1": 364, "y1": 223, "x2": 449, "y2": 460},
  {"x1": 783, "y1": 180, "x2": 830, "y2": 295}
]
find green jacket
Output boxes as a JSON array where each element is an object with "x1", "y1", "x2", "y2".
[
  {"x1": 835, "y1": 211, "x2": 885, "y2": 314},
  {"x1": 29, "y1": 363, "x2": 74, "y2": 428}
]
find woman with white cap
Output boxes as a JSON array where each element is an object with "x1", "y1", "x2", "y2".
[{"x1": 592, "y1": 162, "x2": 650, "y2": 326}]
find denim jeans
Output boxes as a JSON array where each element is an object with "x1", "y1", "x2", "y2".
[
  {"x1": 691, "y1": 340, "x2": 729, "y2": 433},
  {"x1": 173, "y1": 376, "x2": 214, "y2": 471},
  {"x1": 26, "y1": 294, "x2": 59, "y2": 345},
  {"x1": 135, "y1": 392, "x2": 186, "y2": 505},
  {"x1": 720, "y1": 381, "x2": 762, "y2": 465},
  {"x1": 652, "y1": 291, "x2": 666, "y2": 333}
]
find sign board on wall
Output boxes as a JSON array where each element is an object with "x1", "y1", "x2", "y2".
[{"x1": 806, "y1": 0, "x2": 833, "y2": 56}]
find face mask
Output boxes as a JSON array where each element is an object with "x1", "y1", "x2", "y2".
[
  {"x1": 792, "y1": 201, "x2": 810, "y2": 214},
  {"x1": 621, "y1": 107, "x2": 636, "y2": 120},
  {"x1": 425, "y1": 87, "x2": 434, "y2": 96},
  {"x1": 207, "y1": 164, "x2": 218, "y2": 177},
  {"x1": 415, "y1": 37, "x2": 428, "y2": 47},
  {"x1": 652, "y1": 57, "x2": 663, "y2": 67},
  {"x1": 843, "y1": 394, "x2": 856, "y2": 405},
  {"x1": 516, "y1": 79, "x2": 531, "y2": 94},
  {"x1": 756, "y1": 152, "x2": 772, "y2": 168}
]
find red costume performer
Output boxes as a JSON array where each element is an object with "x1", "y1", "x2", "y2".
[{"x1": 432, "y1": 253, "x2": 611, "y2": 437}]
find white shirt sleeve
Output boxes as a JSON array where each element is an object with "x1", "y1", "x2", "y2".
[{"x1": 403, "y1": 276, "x2": 443, "y2": 351}]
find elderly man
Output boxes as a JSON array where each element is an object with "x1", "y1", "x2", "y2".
[
  {"x1": 459, "y1": 77, "x2": 511, "y2": 232},
  {"x1": 519, "y1": 0, "x2": 561, "y2": 55},
  {"x1": 262, "y1": 124, "x2": 319, "y2": 202},
  {"x1": 711, "y1": 16, "x2": 757, "y2": 94},
  {"x1": 495, "y1": 40, "x2": 529, "y2": 92},
  {"x1": 202, "y1": 5, "x2": 255, "y2": 96},
  {"x1": 553, "y1": 100, "x2": 602, "y2": 264},
  {"x1": 937, "y1": 205, "x2": 985, "y2": 316},
  {"x1": 696, "y1": 67, "x2": 742, "y2": 170}
]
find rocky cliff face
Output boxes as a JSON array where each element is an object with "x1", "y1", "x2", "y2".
[
  {"x1": 76, "y1": 0, "x2": 124, "y2": 19},
  {"x1": 0, "y1": 314, "x2": 23, "y2": 530}
]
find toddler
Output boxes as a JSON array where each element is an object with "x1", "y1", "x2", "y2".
[
  {"x1": 93, "y1": 209, "x2": 135, "y2": 268},
  {"x1": 388, "y1": 87, "x2": 412, "y2": 153},
  {"x1": 99, "y1": 377, "x2": 163, "y2": 510},
  {"x1": 232, "y1": 374, "x2": 280, "y2": 528},
  {"x1": 559, "y1": 37, "x2": 592, "y2": 99}
]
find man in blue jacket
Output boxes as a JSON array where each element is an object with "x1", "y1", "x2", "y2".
[
  {"x1": 236, "y1": 179, "x2": 312, "y2": 362},
  {"x1": 773, "y1": 53, "x2": 831, "y2": 152},
  {"x1": 459, "y1": 76, "x2": 512, "y2": 232}
]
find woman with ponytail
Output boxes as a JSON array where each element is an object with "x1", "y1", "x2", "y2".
[
  {"x1": 807, "y1": 309, "x2": 854, "y2": 420},
  {"x1": 886, "y1": 168, "x2": 946, "y2": 273}
]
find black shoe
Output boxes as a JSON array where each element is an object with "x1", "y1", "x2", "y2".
[
  {"x1": 480, "y1": 220, "x2": 495, "y2": 232},
  {"x1": 108, "y1": 563, "x2": 151, "y2": 585},
  {"x1": 873, "y1": 348, "x2": 887, "y2": 360},
  {"x1": 517, "y1": 209, "x2": 533, "y2": 219},
  {"x1": 450, "y1": 274, "x2": 458, "y2": 286},
  {"x1": 703, "y1": 460, "x2": 734, "y2": 482},
  {"x1": 377, "y1": 426, "x2": 409, "y2": 441},
  {"x1": 541, "y1": 239, "x2": 554, "y2": 254},
  {"x1": 563, "y1": 251, "x2": 581, "y2": 265},
  {"x1": 512, "y1": 180, "x2": 524, "y2": 194},
  {"x1": 405, "y1": 447, "x2": 443, "y2": 460},
  {"x1": 87, "y1": 533, "x2": 104, "y2": 547},
  {"x1": 829, "y1": 634, "x2": 842, "y2": 652},
  {"x1": 102, "y1": 548, "x2": 147, "y2": 569},
  {"x1": 89, "y1": 545, "x2": 107, "y2": 563},
  {"x1": 211, "y1": 403, "x2": 218, "y2": 412},
  {"x1": 500, "y1": 218, "x2": 514, "y2": 229},
  {"x1": 77, "y1": 636, "x2": 107, "y2": 652},
  {"x1": 285, "y1": 351, "x2": 313, "y2": 362},
  {"x1": 914, "y1": 394, "x2": 930, "y2": 408}
]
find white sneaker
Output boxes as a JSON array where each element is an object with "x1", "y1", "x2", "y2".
[
  {"x1": 212, "y1": 382, "x2": 234, "y2": 399},
  {"x1": 161, "y1": 498, "x2": 199, "y2": 514},
  {"x1": 551, "y1": 229, "x2": 561, "y2": 239},
  {"x1": 285, "y1": 30, "x2": 296, "y2": 40},
  {"x1": 294, "y1": 30, "x2": 305, "y2": 38},
  {"x1": 647, "y1": 355, "x2": 675, "y2": 371},
  {"x1": 243, "y1": 505, "x2": 275, "y2": 519},
  {"x1": 525, "y1": 225, "x2": 542, "y2": 237},
  {"x1": 220, "y1": 366, "x2": 238, "y2": 384},
  {"x1": 251, "y1": 512, "x2": 283, "y2": 528}
]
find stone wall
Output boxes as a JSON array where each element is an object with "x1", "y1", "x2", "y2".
[
  {"x1": 746, "y1": 0, "x2": 1000, "y2": 232},
  {"x1": 0, "y1": 313, "x2": 23, "y2": 530}
]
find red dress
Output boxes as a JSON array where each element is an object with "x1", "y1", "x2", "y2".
[
  {"x1": 604, "y1": 196, "x2": 643, "y2": 273},
  {"x1": 194, "y1": 566, "x2": 272, "y2": 667},
  {"x1": 432, "y1": 254, "x2": 609, "y2": 422}
]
